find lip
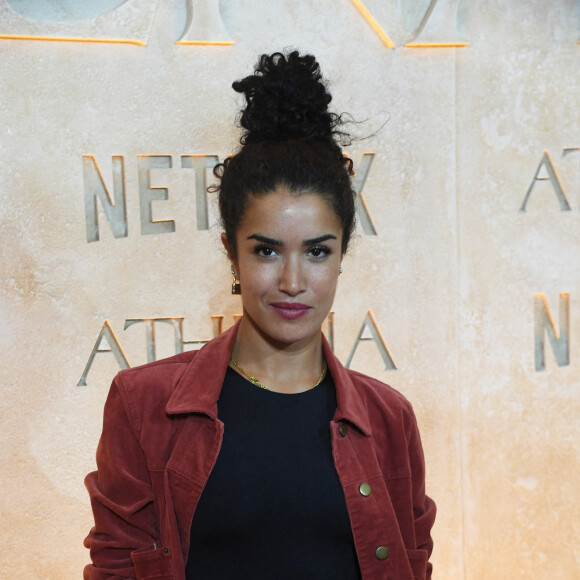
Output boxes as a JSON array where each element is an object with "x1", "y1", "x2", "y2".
[{"x1": 270, "y1": 302, "x2": 311, "y2": 319}]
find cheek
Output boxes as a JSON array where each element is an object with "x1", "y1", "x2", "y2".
[
  {"x1": 240, "y1": 264, "x2": 275, "y2": 292},
  {"x1": 311, "y1": 268, "x2": 338, "y2": 295}
]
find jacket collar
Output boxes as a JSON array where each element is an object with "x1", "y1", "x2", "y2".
[
  {"x1": 166, "y1": 319, "x2": 371, "y2": 436},
  {"x1": 165, "y1": 320, "x2": 239, "y2": 417},
  {"x1": 322, "y1": 337, "x2": 371, "y2": 437}
]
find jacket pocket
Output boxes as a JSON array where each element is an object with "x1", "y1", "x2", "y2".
[
  {"x1": 131, "y1": 545, "x2": 175, "y2": 579},
  {"x1": 406, "y1": 548, "x2": 427, "y2": 579}
]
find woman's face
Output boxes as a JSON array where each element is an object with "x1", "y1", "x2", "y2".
[{"x1": 227, "y1": 186, "x2": 343, "y2": 350}]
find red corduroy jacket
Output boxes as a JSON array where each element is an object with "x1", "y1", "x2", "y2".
[{"x1": 84, "y1": 322, "x2": 435, "y2": 579}]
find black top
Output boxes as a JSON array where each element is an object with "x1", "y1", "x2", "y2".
[{"x1": 186, "y1": 366, "x2": 361, "y2": 579}]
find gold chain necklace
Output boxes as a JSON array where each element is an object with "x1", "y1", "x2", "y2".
[{"x1": 229, "y1": 357, "x2": 328, "y2": 392}]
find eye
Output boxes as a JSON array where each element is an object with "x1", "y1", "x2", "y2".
[
  {"x1": 308, "y1": 245, "x2": 331, "y2": 259},
  {"x1": 254, "y1": 244, "x2": 277, "y2": 257}
]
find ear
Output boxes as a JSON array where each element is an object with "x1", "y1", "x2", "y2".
[{"x1": 221, "y1": 233, "x2": 238, "y2": 270}]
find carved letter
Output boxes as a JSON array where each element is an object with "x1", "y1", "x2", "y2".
[
  {"x1": 77, "y1": 320, "x2": 130, "y2": 386},
  {"x1": 349, "y1": 0, "x2": 395, "y2": 48},
  {"x1": 83, "y1": 155, "x2": 128, "y2": 243},
  {"x1": 211, "y1": 315, "x2": 224, "y2": 337},
  {"x1": 177, "y1": 0, "x2": 234, "y2": 45},
  {"x1": 534, "y1": 293, "x2": 570, "y2": 371},
  {"x1": 207, "y1": 315, "x2": 244, "y2": 338},
  {"x1": 181, "y1": 155, "x2": 219, "y2": 230},
  {"x1": 124, "y1": 317, "x2": 211, "y2": 361},
  {"x1": 563, "y1": 147, "x2": 580, "y2": 207},
  {"x1": 0, "y1": 0, "x2": 158, "y2": 46},
  {"x1": 345, "y1": 310, "x2": 396, "y2": 370},
  {"x1": 562, "y1": 147, "x2": 580, "y2": 160},
  {"x1": 352, "y1": 153, "x2": 377, "y2": 235},
  {"x1": 406, "y1": 0, "x2": 469, "y2": 47},
  {"x1": 125, "y1": 317, "x2": 179, "y2": 362},
  {"x1": 520, "y1": 150, "x2": 571, "y2": 212},
  {"x1": 138, "y1": 155, "x2": 175, "y2": 235}
]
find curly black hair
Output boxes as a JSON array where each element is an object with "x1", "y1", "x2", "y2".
[{"x1": 213, "y1": 51, "x2": 356, "y2": 256}]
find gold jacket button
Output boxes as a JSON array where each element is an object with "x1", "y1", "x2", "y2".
[
  {"x1": 359, "y1": 483, "x2": 372, "y2": 497},
  {"x1": 339, "y1": 423, "x2": 348, "y2": 437},
  {"x1": 375, "y1": 546, "x2": 389, "y2": 560}
]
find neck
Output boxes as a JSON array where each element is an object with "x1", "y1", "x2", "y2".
[{"x1": 231, "y1": 316, "x2": 325, "y2": 394}]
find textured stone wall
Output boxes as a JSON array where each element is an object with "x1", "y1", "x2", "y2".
[{"x1": 0, "y1": 0, "x2": 578, "y2": 577}]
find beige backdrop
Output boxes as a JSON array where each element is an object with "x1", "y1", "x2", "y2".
[{"x1": 1, "y1": 0, "x2": 579, "y2": 578}]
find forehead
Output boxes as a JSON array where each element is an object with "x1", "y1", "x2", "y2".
[{"x1": 240, "y1": 187, "x2": 341, "y2": 235}]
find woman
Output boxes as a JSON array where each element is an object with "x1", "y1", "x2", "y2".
[{"x1": 84, "y1": 51, "x2": 435, "y2": 580}]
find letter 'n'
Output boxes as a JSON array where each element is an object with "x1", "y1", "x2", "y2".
[
  {"x1": 534, "y1": 293, "x2": 570, "y2": 371},
  {"x1": 83, "y1": 155, "x2": 128, "y2": 242}
]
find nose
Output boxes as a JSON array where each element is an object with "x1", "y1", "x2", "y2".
[{"x1": 278, "y1": 256, "x2": 305, "y2": 296}]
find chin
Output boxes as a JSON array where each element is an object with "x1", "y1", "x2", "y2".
[{"x1": 262, "y1": 320, "x2": 322, "y2": 347}]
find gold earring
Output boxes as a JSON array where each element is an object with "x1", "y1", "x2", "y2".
[{"x1": 231, "y1": 266, "x2": 241, "y2": 295}]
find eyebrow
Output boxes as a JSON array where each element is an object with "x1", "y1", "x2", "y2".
[{"x1": 247, "y1": 233, "x2": 337, "y2": 246}]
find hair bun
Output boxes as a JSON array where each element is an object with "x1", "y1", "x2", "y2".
[{"x1": 233, "y1": 51, "x2": 340, "y2": 145}]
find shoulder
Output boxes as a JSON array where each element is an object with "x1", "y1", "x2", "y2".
[
  {"x1": 345, "y1": 368, "x2": 414, "y2": 412},
  {"x1": 324, "y1": 336, "x2": 415, "y2": 424},
  {"x1": 117, "y1": 349, "x2": 198, "y2": 388},
  {"x1": 111, "y1": 350, "x2": 200, "y2": 417},
  {"x1": 339, "y1": 367, "x2": 418, "y2": 438},
  {"x1": 119, "y1": 350, "x2": 198, "y2": 382}
]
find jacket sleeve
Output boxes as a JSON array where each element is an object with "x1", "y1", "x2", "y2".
[
  {"x1": 406, "y1": 410, "x2": 436, "y2": 580},
  {"x1": 84, "y1": 374, "x2": 157, "y2": 579}
]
